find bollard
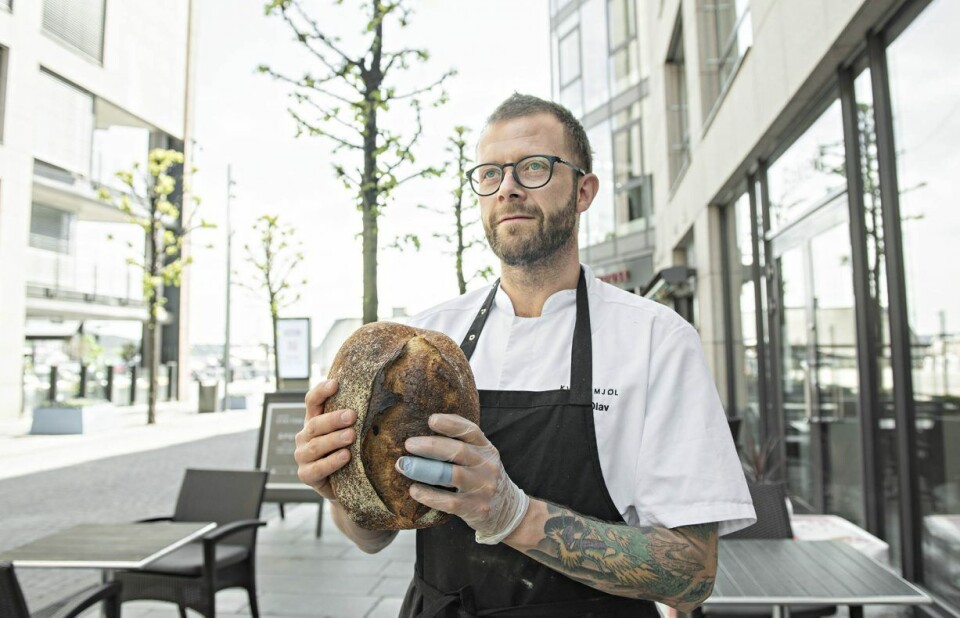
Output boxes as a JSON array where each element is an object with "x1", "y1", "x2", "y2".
[
  {"x1": 106, "y1": 366, "x2": 116, "y2": 402},
  {"x1": 79, "y1": 365, "x2": 88, "y2": 399},
  {"x1": 49, "y1": 365, "x2": 58, "y2": 403},
  {"x1": 129, "y1": 365, "x2": 138, "y2": 405}
]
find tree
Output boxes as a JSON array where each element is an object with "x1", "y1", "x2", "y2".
[
  {"x1": 239, "y1": 214, "x2": 308, "y2": 386},
  {"x1": 259, "y1": 0, "x2": 455, "y2": 323},
  {"x1": 429, "y1": 126, "x2": 493, "y2": 295},
  {"x1": 98, "y1": 149, "x2": 211, "y2": 424}
]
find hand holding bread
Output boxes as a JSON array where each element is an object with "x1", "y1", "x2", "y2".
[
  {"x1": 398, "y1": 413, "x2": 530, "y2": 545},
  {"x1": 294, "y1": 379, "x2": 355, "y2": 501}
]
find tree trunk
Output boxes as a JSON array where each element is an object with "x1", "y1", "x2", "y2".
[
  {"x1": 361, "y1": 10, "x2": 384, "y2": 324},
  {"x1": 147, "y1": 314, "x2": 159, "y2": 425},
  {"x1": 271, "y1": 311, "x2": 280, "y2": 390},
  {"x1": 146, "y1": 202, "x2": 159, "y2": 425}
]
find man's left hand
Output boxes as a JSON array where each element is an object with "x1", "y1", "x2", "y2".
[{"x1": 395, "y1": 414, "x2": 530, "y2": 545}]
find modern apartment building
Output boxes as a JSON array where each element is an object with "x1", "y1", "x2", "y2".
[
  {"x1": 0, "y1": 0, "x2": 194, "y2": 419},
  {"x1": 551, "y1": 0, "x2": 959, "y2": 612}
]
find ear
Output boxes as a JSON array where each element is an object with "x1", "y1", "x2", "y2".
[{"x1": 576, "y1": 173, "x2": 599, "y2": 215}]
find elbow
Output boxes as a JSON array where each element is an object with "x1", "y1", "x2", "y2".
[{"x1": 672, "y1": 578, "x2": 715, "y2": 614}]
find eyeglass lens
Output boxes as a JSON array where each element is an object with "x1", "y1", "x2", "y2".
[{"x1": 470, "y1": 156, "x2": 554, "y2": 194}]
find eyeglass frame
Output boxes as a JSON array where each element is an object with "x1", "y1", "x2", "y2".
[{"x1": 464, "y1": 154, "x2": 587, "y2": 196}]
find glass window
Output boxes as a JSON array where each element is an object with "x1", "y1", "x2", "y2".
[
  {"x1": 608, "y1": 0, "x2": 640, "y2": 95},
  {"x1": 766, "y1": 99, "x2": 846, "y2": 233},
  {"x1": 732, "y1": 192, "x2": 761, "y2": 447},
  {"x1": 558, "y1": 25, "x2": 583, "y2": 116},
  {"x1": 30, "y1": 204, "x2": 74, "y2": 254},
  {"x1": 580, "y1": 0, "x2": 610, "y2": 112},
  {"x1": 887, "y1": 0, "x2": 960, "y2": 606},
  {"x1": 559, "y1": 28, "x2": 582, "y2": 86},
  {"x1": 42, "y1": 0, "x2": 106, "y2": 64},
  {"x1": 665, "y1": 19, "x2": 690, "y2": 186},
  {"x1": 696, "y1": 0, "x2": 753, "y2": 121},
  {"x1": 582, "y1": 120, "x2": 615, "y2": 246},
  {"x1": 33, "y1": 70, "x2": 95, "y2": 177}
]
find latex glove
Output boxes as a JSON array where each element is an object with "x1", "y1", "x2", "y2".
[{"x1": 395, "y1": 413, "x2": 529, "y2": 545}]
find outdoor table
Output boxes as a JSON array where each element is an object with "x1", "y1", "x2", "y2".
[
  {"x1": 0, "y1": 522, "x2": 215, "y2": 569},
  {"x1": 704, "y1": 539, "x2": 931, "y2": 618}
]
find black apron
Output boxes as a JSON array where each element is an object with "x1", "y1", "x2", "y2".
[{"x1": 400, "y1": 269, "x2": 658, "y2": 617}]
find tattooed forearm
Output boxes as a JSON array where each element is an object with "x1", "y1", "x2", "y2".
[{"x1": 510, "y1": 501, "x2": 718, "y2": 612}]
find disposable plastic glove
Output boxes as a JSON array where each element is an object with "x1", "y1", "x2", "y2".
[{"x1": 395, "y1": 413, "x2": 530, "y2": 545}]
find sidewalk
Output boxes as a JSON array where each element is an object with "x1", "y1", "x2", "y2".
[
  {"x1": 0, "y1": 398, "x2": 416, "y2": 617},
  {"x1": 0, "y1": 398, "x2": 261, "y2": 481}
]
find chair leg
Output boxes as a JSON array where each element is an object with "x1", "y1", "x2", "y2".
[
  {"x1": 178, "y1": 605, "x2": 188, "y2": 618},
  {"x1": 247, "y1": 585, "x2": 260, "y2": 618},
  {"x1": 104, "y1": 595, "x2": 120, "y2": 618}
]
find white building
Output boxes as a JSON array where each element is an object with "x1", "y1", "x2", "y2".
[
  {"x1": 0, "y1": 0, "x2": 195, "y2": 418},
  {"x1": 551, "y1": 0, "x2": 960, "y2": 611}
]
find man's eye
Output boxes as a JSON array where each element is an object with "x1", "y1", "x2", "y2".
[{"x1": 481, "y1": 169, "x2": 500, "y2": 180}]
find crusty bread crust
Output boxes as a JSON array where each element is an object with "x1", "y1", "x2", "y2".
[{"x1": 324, "y1": 321, "x2": 480, "y2": 530}]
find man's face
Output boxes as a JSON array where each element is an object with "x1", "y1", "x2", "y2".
[{"x1": 476, "y1": 114, "x2": 586, "y2": 268}]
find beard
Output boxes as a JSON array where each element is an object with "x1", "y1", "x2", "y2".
[{"x1": 485, "y1": 186, "x2": 578, "y2": 268}]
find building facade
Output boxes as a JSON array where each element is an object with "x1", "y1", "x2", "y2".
[
  {"x1": 0, "y1": 0, "x2": 194, "y2": 419},
  {"x1": 552, "y1": 0, "x2": 959, "y2": 613}
]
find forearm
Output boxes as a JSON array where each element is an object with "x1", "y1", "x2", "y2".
[
  {"x1": 329, "y1": 498, "x2": 398, "y2": 553},
  {"x1": 504, "y1": 498, "x2": 718, "y2": 612}
]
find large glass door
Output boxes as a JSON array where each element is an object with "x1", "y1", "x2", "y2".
[{"x1": 771, "y1": 197, "x2": 865, "y2": 524}]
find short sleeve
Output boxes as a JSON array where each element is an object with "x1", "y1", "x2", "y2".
[{"x1": 632, "y1": 323, "x2": 756, "y2": 536}]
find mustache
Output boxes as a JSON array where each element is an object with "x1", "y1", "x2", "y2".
[{"x1": 492, "y1": 203, "x2": 543, "y2": 223}]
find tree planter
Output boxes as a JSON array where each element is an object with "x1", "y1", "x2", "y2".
[{"x1": 30, "y1": 403, "x2": 115, "y2": 435}]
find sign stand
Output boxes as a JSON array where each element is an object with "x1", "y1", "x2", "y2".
[{"x1": 256, "y1": 391, "x2": 324, "y2": 537}]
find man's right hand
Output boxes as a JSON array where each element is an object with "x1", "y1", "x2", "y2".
[{"x1": 295, "y1": 379, "x2": 356, "y2": 500}]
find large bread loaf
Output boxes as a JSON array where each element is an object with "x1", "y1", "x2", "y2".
[{"x1": 324, "y1": 321, "x2": 479, "y2": 530}]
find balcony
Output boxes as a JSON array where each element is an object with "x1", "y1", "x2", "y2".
[{"x1": 24, "y1": 245, "x2": 157, "y2": 322}]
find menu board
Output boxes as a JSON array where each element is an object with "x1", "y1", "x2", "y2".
[
  {"x1": 276, "y1": 317, "x2": 311, "y2": 380},
  {"x1": 256, "y1": 391, "x2": 309, "y2": 490}
]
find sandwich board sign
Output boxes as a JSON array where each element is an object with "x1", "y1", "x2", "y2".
[{"x1": 256, "y1": 390, "x2": 324, "y2": 535}]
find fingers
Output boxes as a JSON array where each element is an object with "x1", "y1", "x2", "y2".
[
  {"x1": 427, "y1": 414, "x2": 489, "y2": 446},
  {"x1": 396, "y1": 456, "x2": 455, "y2": 487},
  {"x1": 295, "y1": 405, "x2": 357, "y2": 498},
  {"x1": 304, "y1": 378, "x2": 339, "y2": 420},
  {"x1": 296, "y1": 407, "x2": 356, "y2": 453}
]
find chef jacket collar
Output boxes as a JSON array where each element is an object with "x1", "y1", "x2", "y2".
[{"x1": 492, "y1": 264, "x2": 596, "y2": 317}]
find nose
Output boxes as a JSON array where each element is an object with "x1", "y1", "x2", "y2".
[{"x1": 496, "y1": 165, "x2": 526, "y2": 201}]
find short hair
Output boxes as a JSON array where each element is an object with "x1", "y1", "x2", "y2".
[{"x1": 485, "y1": 93, "x2": 593, "y2": 173}]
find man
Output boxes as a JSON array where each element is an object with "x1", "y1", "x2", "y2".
[{"x1": 295, "y1": 93, "x2": 755, "y2": 617}]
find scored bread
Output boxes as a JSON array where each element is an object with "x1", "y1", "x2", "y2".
[{"x1": 324, "y1": 321, "x2": 480, "y2": 530}]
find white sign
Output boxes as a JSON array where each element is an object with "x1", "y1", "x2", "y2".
[{"x1": 276, "y1": 318, "x2": 311, "y2": 380}]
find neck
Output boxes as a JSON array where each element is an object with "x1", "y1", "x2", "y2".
[{"x1": 499, "y1": 247, "x2": 581, "y2": 318}]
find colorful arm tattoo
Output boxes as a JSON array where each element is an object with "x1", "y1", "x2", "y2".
[{"x1": 522, "y1": 502, "x2": 718, "y2": 611}]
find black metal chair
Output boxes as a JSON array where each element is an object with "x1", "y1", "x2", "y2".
[
  {"x1": 695, "y1": 482, "x2": 837, "y2": 618},
  {"x1": 113, "y1": 468, "x2": 268, "y2": 618},
  {"x1": 0, "y1": 561, "x2": 120, "y2": 618}
]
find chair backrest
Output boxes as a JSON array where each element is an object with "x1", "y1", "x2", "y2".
[
  {"x1": 725, "y1": 481, "x2": 793, "y2": 539},
  {"x1": 172, "y1": 469, "x2": 268, "y2": 546},
  {"x1": 0, "y1": 562, "x2": 30, "y2": 618}
]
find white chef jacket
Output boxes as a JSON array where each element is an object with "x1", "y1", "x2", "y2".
[{"x1": 405, "y1": 264, "x2": 756, "y2": 536}]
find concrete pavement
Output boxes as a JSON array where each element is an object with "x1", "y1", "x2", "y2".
[{"x1": 0, "y1": 400, "x2": 416, "y2": 617}]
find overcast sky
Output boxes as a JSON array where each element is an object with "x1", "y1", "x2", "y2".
[{"x1": 189, "y1": 0, "x2": 551, "y2": 349}]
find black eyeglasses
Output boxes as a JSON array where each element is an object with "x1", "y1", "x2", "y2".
[{"x1": 465, "y1": 155, "x2": 586, "y2": 196}]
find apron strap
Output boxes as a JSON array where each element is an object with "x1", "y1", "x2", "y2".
[
  {"x1": 459, "y1": 280, "x2": 499, "y2": 361},
  {"x1": 569, "y1": 267, "x2": 592, "y2": 406},
  {"x1": 458, "y1": 268, "x2": 593, "y2": 407}
]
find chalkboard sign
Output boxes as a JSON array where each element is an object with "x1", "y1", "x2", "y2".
[
  {"x1": 256, "y1": 391, "x2": 325, "y2": 536},
  {"x1": 256, "y1": 391, "x2": 309, "y2": 489}
]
